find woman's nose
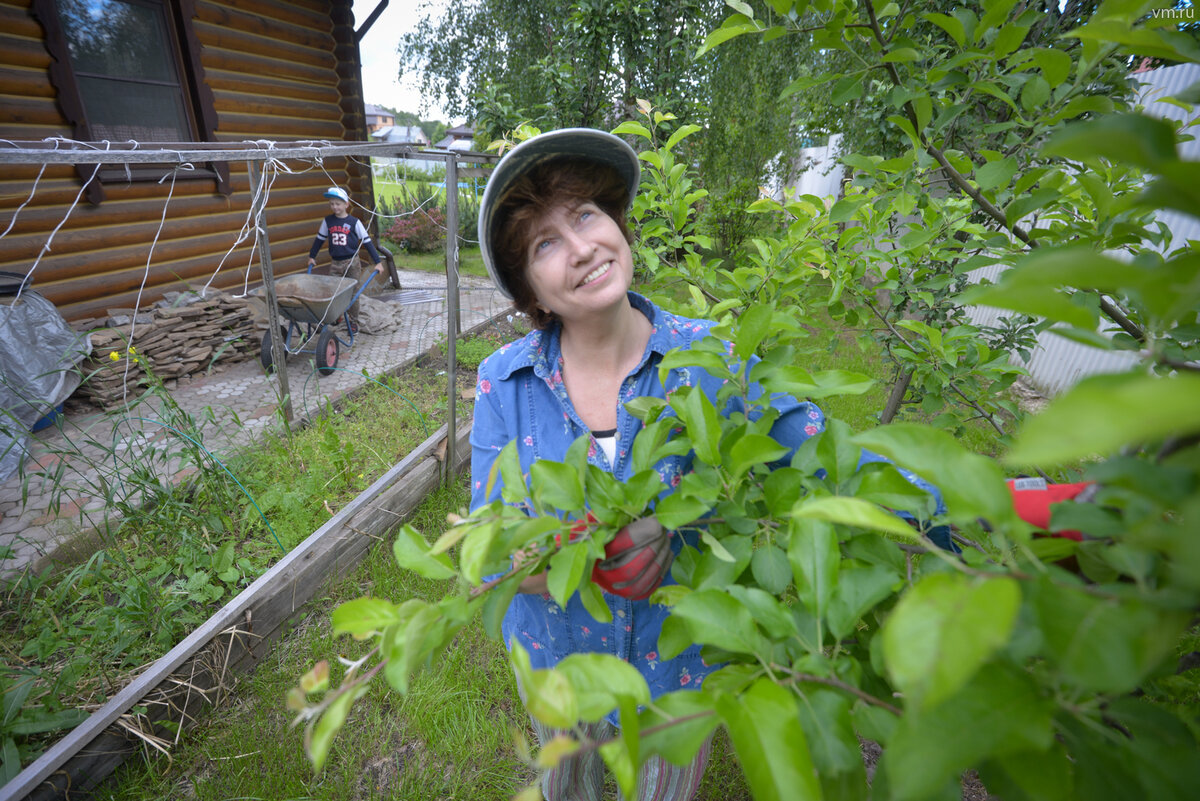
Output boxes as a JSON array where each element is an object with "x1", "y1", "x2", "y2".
[{"x1": 563, "y1": 228, "x2": 594, "y2": 263}]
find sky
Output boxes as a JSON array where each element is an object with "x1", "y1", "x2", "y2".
[{"x1": 353, "y1": 0, "x2": 464, "y2": 123}]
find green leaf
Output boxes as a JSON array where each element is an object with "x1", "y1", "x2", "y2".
[
  {"x1": 733, "y1": 302, "x2": 773, "y2": 361},
  {"x1": 789, "y1": 519, "x2": 840, "y2": 623},
  {"x1": 639, "y1": 690, "x2": 721, "y2": 767},
  {"x1": 977, "y1": 0, "x2": 1020, "y2": 36},
  {"x1": 1019, "y1": 75, "x2": 1050, "y2": 112},
  {"x1": 655, "y1": 492, "x2": 711, "y2": 530},
  {"x1": 611, "y1": 121, "x2": 651, "y2": 139},
  {"x1": 795, "y1": 689, "x2": 869, "y2": 799},
  {"x1": 1068, "y1": 21, "x2": 1200, "y2": 64},
  {"x1": 7, "y1": 708, "x2": 87, "y2": 735},
  {"x1": 882, "y1": 47, "x2": 919, "y2": 63},
  {"x1": 781, "y1": 72, "x2": 838, "y2": 99},
  {"x1": 1028, "y1": 576, "x2": 1190, "y2": 693},
  {"x1": 670, "y1": 589, "x2": 765, "y2": 656},
  {"x1": 993, "y1": 24, "x2": 1029, "y2": 58},
  {"x1": 959, "y1": 280, "x2": 1095, "y2": 330},
  {"x1": 829, "y1": 195, "x2": 866, "y2": 223},
  {"x1": 853, "y1": 424, "x2": 1017, "y2": 528},
  {"x1": 696, "y1": 18, "x2": 760, "y2": 57},
  {"x1": 496, "y1": 440, "x2": 527, "y2": 504},
  {"x1": 832, "y1": 74, "x2": 865, "y2": 104},
  {"x1": 577, "y1": 578, "x2": 613, "y2": 624},
  {"x1": 680, "y1": 387, "x2": 723, "y2": 466},
  {"x1": 2, "y1": 736, "x2": 19, "y2": 787},
  {"x1": 331, "y1": 596, "x2": 405, "y2": 638},
  {"x1": 392, "y1": 525, "x2": 457, "y2": 580},
  {"x1": 976, "y1": 156, "x2": 1017, "y2": 192},
  {"x1": 923, "y1": 12, "x2": 965, "y2": 47},
  {"x1": 853, "y1": 463, "x2": 937, "y2": 516},
  {"x1": 556, "y1": 652, "x2": 651, "y2": 722},
  {"x1": 882, "y1": 573, "x2": 1021, "y2": 710},
  {"x1": 546, "y1": 542, "x2": 589, "y2": 610},
  {"x1": 1140, "y1": 163, "x2": 1200, "y2": 221},
  {"x1": 729, "y1": 433, "x2": 791, "y2": 479},
  {"x1": 510, "y1": 642, "x2": 579, "y2": 730},
  {"x1": 878, "y1": 663, "x2": 1053, "y2": 801},
  {"x1": 1030, "y1": 47, "x2": 1072, "y2": 87},
  {"x1": 978, "y1": 743, "x2": 1074, "y2": 801},
  {"x1": 718, "y1": 679, "x2": 821, "y2": 801},
  {"x1": 827, "y1": 565, "x2": 900, "y2": 641},
  {"x1": 1042, "y1": 113, "x2": 1177, "y2": 169},
  {"x1": 1007, "y1": 372, "x2": 1200, "y2": 466},
  {"x1": 481, "y1": 574, "x2": 522, "y2": 639},
  {"x1": 750, "y1": 545, "x2": 791, "y2": 594},
  {"x1": 659, "y1": 347, "x2": 736, "y2": 382},
  {"x1": 308, "y1": 684, "x2": 369, "y2": 772},
  {"x1": 727, "y1": 585, "x2": 797, "y2": 639},
  {"x1": 530, "y1": 459, "x2": 585, "y2": 512},
  {"x1": 792, "y1": 496, "x2": 919, "y2": 538},
  {"x1": 665, "y1": 123, "x2": 702, "y2": 152}
]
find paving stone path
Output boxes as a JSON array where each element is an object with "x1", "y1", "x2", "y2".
[{"x1": 0, "y1": 270, "x2": 511, "y2": 582}]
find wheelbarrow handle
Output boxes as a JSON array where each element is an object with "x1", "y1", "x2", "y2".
[{"x1": 348, "y1": 268, "x2": 377, "y2": 307}]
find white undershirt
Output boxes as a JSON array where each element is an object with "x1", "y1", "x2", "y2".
[{"x1": 592, "y1": 428, "x2": 617, "y2": 464}]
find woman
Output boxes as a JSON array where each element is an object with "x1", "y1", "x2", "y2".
[{"x1": 469, "y1": 129, "x2": 837, "y2": 800}]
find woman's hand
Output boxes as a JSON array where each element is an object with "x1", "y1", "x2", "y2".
[
  {"x1": 512, "y1": 542, "x2": 550, "y2": 594},
  {"x1": 592, "y1": 517, "x2": 673, "y2": 601}
]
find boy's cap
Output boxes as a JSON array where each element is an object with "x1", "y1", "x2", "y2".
[
  {"x1": 324, "y1": 186, "x2": 349, "y2": 203},
  {"x1": 478, "y1": 128, "x2": 640, "y2": 299}
]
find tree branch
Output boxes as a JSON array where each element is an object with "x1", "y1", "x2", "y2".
[{"x1": 859, "y1": 0, "x2": 1147, "y2": 345}]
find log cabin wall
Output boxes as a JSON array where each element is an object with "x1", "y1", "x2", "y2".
[{"x1": 0, "y1": 0, "x2": 374, "y2": 321}]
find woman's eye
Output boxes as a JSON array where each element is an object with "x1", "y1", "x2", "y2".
[{"x1": 535, "y1": 238, "x2": 552, "y2": 252}]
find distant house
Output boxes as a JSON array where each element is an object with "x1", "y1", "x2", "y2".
[
  {"x1": 372, "y1": 125, "x2": 430, "y2": 146},
  {"x1": 0, "y1": 0, "x2": 378, "y2": 321},
  {"x1": 364, "y1": 103, "x2": 396, "y2": 133},
  {"x1": 370, "y1": 125, "x2": 434, "y2": 178},
  {"x1": 434, "y1": 124, "x2": 475, "y2": 151}
]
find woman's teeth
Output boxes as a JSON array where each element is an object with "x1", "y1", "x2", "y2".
[{"x1": 582, "y1": 262, "x2": 610, "y2": 285}]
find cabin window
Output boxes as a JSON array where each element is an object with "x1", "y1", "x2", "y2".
[
  {"x1": 34, "y1": 0, "x2": 229, "y2": 198},
  {"x1": 54, "y1": 0, "x2": 194, "y2": 141}
]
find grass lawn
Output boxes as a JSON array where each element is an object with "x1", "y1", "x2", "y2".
[
  {"x1": 98, "y1": 477, "x2": 752, "y2": 801},
  {"x1": 388, "y1": 245, "x2": 488, "y2": 280}
]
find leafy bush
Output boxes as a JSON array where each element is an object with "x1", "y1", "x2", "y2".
[
  {"x1": 298, "y1": 6, "x2": 1200, "y2": 800},
  {"x1": 385, "y1": 208, "x2": 447, "y2": 253}
]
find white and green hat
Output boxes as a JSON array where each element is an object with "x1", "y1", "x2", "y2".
[{"x1": 478, "y1": 128, "x2": 640, "y2": 299}]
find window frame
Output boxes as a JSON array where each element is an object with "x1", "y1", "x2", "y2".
[{"x1": 34, "y1": 0, "x2": 230, "y2": 202}]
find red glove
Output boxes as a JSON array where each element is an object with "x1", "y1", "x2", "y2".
[
  {"x1": 1007, "y1": 478, "x2": 1097, "y2": 541},
  {"x1": 591, "y1": 517, "x2": 673, "y2": 601}
]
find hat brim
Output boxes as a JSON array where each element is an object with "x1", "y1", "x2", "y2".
[{"x1": 478, "y1": 128, "x2": 640, "y2": 299}]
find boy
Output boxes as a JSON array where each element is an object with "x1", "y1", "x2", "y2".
[{"x1": 307, "y1": 186, "x2": 384, "y2": 331}]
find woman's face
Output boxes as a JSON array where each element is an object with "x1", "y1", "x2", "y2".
[{"x1": 523, "y1": 200, "x2": 633, "y2": 322}]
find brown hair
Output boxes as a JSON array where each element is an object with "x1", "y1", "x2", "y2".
[{"x1": 492, "y1": 158, "x2": 634, "y2": 329}]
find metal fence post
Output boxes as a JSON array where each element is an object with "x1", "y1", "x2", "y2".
[
  {"x1": 247, "y1": 159, "x2": 294, "y2": 423},
  {"x1": 443, "y1": 154, "x2": 461, "y2": 485}
]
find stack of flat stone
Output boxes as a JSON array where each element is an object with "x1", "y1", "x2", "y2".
[{"x1": 78, "y1": 289, "x2": 261, "y2": 409}]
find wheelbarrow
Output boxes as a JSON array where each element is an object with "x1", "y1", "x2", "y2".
[{"x1": 252, "y1": 266, "x2": 377, "y2": 377}]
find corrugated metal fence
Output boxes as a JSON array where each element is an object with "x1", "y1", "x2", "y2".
[{"x1": 965, "y1": 63, "x2": 1199, "y2": 397}]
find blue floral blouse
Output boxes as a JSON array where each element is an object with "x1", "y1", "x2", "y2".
[
  {"x1": 470, "y1": 293, "x2": 945, "y2": 725},
  {"x1": 469, "y1": 293, "x2": 837, "y2": 712}
]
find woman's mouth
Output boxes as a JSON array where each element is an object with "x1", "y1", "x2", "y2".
[{"x1": 580, "y1": 261, "x2": 611, "y2": 287}]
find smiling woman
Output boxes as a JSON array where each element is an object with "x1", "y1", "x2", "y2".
[{"x1": 466, "y1": 129, "x2": 843, "y2": 801}]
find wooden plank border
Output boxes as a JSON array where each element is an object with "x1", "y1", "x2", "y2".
[{"x1": 5, "y1": 420, "x2": 472, "y2": 801}]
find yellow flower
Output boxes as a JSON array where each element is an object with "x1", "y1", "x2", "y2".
[
  {"x1": 128, "y1": 346, "x2": 137, "y2": 355},
  {"x1": 108, "y1": 351, "x2": 119, "y2": 362}
]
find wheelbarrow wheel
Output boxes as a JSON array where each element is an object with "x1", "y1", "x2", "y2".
[
  {"x1": 260, "y1": 326, "x2": 288, "y2": 373},
  {"x1": 315, "y1": 327, "x2": 339, "y2": 376}
]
